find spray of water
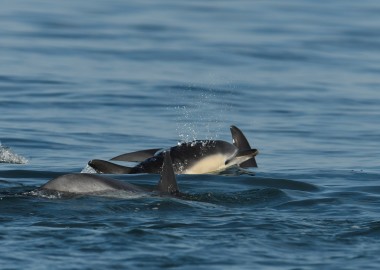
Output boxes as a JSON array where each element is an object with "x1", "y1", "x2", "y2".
[
  {"x1": 174, "y1": 85, "x2": 231, "y2": 143},
  {"x1": 0, "y1": 142, "x2": 29, "y2": 164}
]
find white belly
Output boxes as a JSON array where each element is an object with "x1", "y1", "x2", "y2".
[{"x1": 183, "y1": 154, "x2": 229, "y2": 174}]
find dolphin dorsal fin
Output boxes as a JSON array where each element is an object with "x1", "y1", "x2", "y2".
[
  {"x1": 230, "y1": 125, "x2": 252, "y2": 150},
  {"x1": 230, "y1": 125, "x2": 258, "y2": 168},
  {"x1": 157, "y1": 151, "x2": 179, "y2": 195}
]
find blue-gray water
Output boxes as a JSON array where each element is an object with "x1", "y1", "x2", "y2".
[{"x1": 1, "y1": 1, "x2": 380, "y2": 269}]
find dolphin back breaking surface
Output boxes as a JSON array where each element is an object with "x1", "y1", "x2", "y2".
[
  {"x1": 41, "y1": 152, "x2": 180, "y2": 196},
  {"x1": 88, "y1": 125, "x2": 259, "y2": 175}
]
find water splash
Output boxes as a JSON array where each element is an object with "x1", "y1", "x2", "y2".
[
  {"x1": 27, "y1": 189, "x2": 65, "y2": 199},
  {"x1": 174, "y1": 85, "x2": 231, "y2": 142},
  {"x1": 80, "y1": 164, "x2": 97, "y2": 173},
  {"x1": 0, "y1": 142, "x2": 28, "y2": 164}
]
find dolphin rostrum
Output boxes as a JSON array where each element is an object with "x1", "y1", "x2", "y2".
[
  {"x1": 88, "y1": 125, "x2": 258, "y2": 175},
  {"x1": 41, "y1": 151, "x2": 179, "y2": 196}
]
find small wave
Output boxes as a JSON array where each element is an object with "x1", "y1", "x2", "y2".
[
  {"x1": 277, "y1": 197, "x2": 340, "y2": 209},
  {"x1": 184, "y1": 188, "x2": 290, "y2": 207},
  {"x1": 0, "y1": 143, "x2": 28, "y2": 164},
  {"x1": 240, "y1": 175, "x2": 320, "y2": 192},
  {"x1": 336, "y1": 221, "x2": 380, "y2": 238}
]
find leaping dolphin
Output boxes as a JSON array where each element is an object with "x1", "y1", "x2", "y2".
[
  {"x1": 41, "y1": 151, "x2": 179, "y2": 196},
  {"x1": 88, "y1": 125, "x2": 258, "y2": 175}
]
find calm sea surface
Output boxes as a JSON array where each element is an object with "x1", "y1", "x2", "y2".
[{"x1": 1, "y1": 1, "x2": 380, "y2": 269}]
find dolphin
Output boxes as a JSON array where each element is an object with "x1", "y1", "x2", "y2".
[
  {"x1": 40, "y1": 151, "x2": 179, "y2": 196},
  {"x1": 88, "y1": 125, "x2": 258, "y2": 175}
]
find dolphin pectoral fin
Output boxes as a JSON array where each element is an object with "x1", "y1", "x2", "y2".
[
  {"x1": 111, "y1": 148, "x2": 162, "y2": 162},
  {"x1": 88, "y1": 159, "x2": 133, "y2": 174},
  {"x1": 157, "y1": 151, "x2": 179, "y2": 196},
  {"x1": 230, "y1": 125, "x2": 252, "y2": 150},
  {"x1": 226, "y1": 149, "x2": 259, "y2": 167},
  {"x1": 239, "y1": 157, "x2": 258, "y2": 168}
]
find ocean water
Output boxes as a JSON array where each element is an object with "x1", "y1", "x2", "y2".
[{"x1": 1, "y1": 0, "x2": 380, "y2": 269}]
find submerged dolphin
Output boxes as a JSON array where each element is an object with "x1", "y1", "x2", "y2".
[
  {"x1": 88, "y1": 125, "x2": 258, "y2": 175},
  {"x1": 41, "y1": 151, "x2": 179, "y2": 196}
]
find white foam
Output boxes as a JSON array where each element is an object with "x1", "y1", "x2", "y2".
[{"x1": 28, "y1": 188, "x2": 148, "y2": 200}]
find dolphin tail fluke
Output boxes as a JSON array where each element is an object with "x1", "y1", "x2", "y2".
[
  {"x1": 88, "y1": 159, "x2": 133, "y2": 174},
  {"x1": 111, "y1": 148, "x2": 162, "y2": 162},
  {"x1": 230, "y1": 125, "x2": 258, "y2": 168},
  {"x1": 157, "y1": 151, "x2": 179, "y2": 195}
]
